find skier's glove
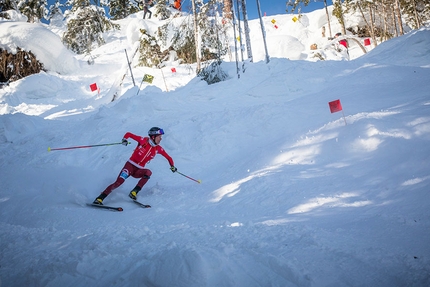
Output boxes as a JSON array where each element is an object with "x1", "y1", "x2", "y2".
[
  {"x1": 122, "y1": 138, "x2": 128, "y2": 146},
  {"x1": 170, "y1": 166, "x2": 177, "y2": 173}
]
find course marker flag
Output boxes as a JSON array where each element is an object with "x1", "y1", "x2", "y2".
[
  {"x1": 329, "y1": 99, "x2": 342, "y2": 113},
  {"x1": 328, "y1": 99, "x2": 347, "y2": 125},
  {"x1": 90, "y1": 83, "x2": 98, "y2": 92},
  {"x1": 143, "y1": 74, "x2": 154, "y2": 84}
]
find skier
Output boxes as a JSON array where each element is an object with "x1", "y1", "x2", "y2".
[
  {"x1": 143, "y1": 0, "x2": 153, "y2": 19},
  {"x1": 173, "y1": 0, "x2": 181, "y2": 11},
  {"x1": 335, "y1": 32, "x2": 348, "y2": 48},
  {"x1": 93, "y1": 127, "x2": 177, "y2": 205}
]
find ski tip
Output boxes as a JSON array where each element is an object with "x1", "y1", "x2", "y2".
[
  {"x1": 47, "y1": 147, "x2": 51, "y2": 152},
  {"x1": 118, "y1": 207, "x2": 124, "y2": 211},
  {"x1": 197, "y1": 179, "x2": 202, "y2": 184}
]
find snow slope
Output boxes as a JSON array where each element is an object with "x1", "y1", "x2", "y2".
[{"x1": 1, "y1": 8, "x2": 430, "y2": 287}]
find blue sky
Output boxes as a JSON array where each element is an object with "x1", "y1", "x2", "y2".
[
  {"x1": 45, "y1": 0, "x2": 327, "y2": 21},
  {"x1": 179, "y1": 0, "x2": 327, "y2": 20},
  {"x1": 246, "y1": 0, "x2": 326, "y2": 19}
]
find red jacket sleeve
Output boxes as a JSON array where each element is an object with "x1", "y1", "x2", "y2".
[
  {"x1": 123, "y1": 132, "x2": 141, "y2": 142},
  {"x1": 157, "y1": 146, "x2": 174, "y2": 166}
]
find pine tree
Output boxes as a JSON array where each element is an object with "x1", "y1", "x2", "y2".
[
  {"x1": 17, "y1": 0, "x2": 48, "y2": 22},
  {"x1": 154, "y1": 1, "x2": 171, "y2": 20},
  {"x1": 158, "y1": 0, "x2": 227, "y2": 65},
  {"x1": 137, "y1": 28, "x2": 170, "y2": 67},
  {"x1": 0, "y1": 0, "x2": 18, "y2": 12},
  {"x1": 62, "y1": 0, "x2": 119, "y2": 54},
  {"x1": 109, "y1": 0, "x2": 139, "y2": 20},
  {"x1": 198, "y1": 0, "x2": 228, "y2": 61}
]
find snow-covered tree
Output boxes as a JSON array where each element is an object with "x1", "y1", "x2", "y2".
[
  {"x1": 109, "y1": 0, "x2": 139, "y2": 20},
  {"x1": 154, "y1": 1, "x2": 172, "y2": 20},
  {"x1": 197, "y1": 0, "x2": 228, "y2": 61},
  {"x1": 48, "y1": 0, "x2": 64, "y2": 26},
  {"x1": 0, "y1": 0, "x2": 18, "y2": 12},
  {"x1": 63, "y1": 0, "x2": 119, "y2": 54},
  {"x1": 400, "y1": 0, "x2": 430, "y2": 29},
  {"x1": 17, "y1": 0, "x2": 48, "y2": 22},
  {"x1": 0, "y1": 0, "x2": 18, "y2": 19}
]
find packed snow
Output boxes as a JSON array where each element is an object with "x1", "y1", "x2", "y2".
[{"x1": 1, "y1": 6, "x2": 430, "y2": 287}]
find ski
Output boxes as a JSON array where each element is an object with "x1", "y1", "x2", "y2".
[
  {"x1": 132, "y1": 200, "x2": 151, "y2": 208},
  {"x1": 86, "y1": 203, "x2": 123, "y2": 212}
]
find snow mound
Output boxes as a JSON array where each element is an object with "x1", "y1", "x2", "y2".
[
  {"x1": 359, "y1": 27, "x2": 430, "y2": 67},
  {"x1": 0, "y1": 21, "x2": 80, "y2": 74}
]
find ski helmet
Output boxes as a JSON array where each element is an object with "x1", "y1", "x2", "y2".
[{"x1": 148, "y1": 127, "x2": 164, "y2": 136}]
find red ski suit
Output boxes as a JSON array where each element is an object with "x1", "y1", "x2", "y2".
[{"x1": 101, "y1": 132, "x2": 174, "y2": 196}]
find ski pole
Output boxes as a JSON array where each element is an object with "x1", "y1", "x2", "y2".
[
  {"x1": 48, "y1": 142, "x2": 128, "y2": 152},
  {"x1": 176, "y1": 171, "x2": 201, "y2": 184}
]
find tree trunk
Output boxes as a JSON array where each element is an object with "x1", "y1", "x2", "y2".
[
  {"x1": 357, "y1": 1, "x2": 377, "y2": 47},
  {"x1": 368, "y1": 5, "x2": 377, "y2": 46},
  {"x1": 338, "y1": 0, "x2": 347, "y2": 35},
  {"x1": 324, "y1": 0, "x2": 332, "y2": 38},
  {"x1": 391, "y1": 4, "x2": 398, "y2": 37},
  {"x1": 394, "y1": 0, "x2": 404, "y2": 35},
  {"x1": 191, "y1": 0, "x2": 200, "y2": 73},
  {"x1": 241, "y1": 0, "x2": 253, "y2": 62},
  {"x1": 223, "y1": 0, "x2": 233, "y2": 19},
  {"x1": 411, "y1": 0, "x2": 421, "y2": 28}
]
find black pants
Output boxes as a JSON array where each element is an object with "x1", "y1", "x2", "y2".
[{"x1": 143, "y1": 7, "x2": 152, "y2": 19}]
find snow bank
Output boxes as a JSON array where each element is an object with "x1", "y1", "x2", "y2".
[{"x1": 0, "y1": 21, "x2": 80, "y2": 74}]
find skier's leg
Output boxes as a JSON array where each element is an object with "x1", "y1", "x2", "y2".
[
  {"x1": 95, "y1": 162, "x2": 134, "y2": 203},
  {"x1": 129, "y1": 169, "x2": 152, "y2": 199}
]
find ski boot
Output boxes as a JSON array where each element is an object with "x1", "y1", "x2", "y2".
[
  {"x1": 129, "y1": 186, "x2": 141, "y2": 200},
  {"x1": 93, "y1": 193, "x2": 107, "y2": 205}
]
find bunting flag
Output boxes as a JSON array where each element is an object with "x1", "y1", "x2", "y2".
[
  {"x1": 89, "y1": 83, "x2": 98, "y2": 92},
  {"x1": 142, "y1": 74, "x2": 154, "y2": 84},
  {"x1": 171, "y1": 67, "x2": 176, "y2": 73},
  {"x1": 329, "y1": 99, "x2": 343, "y2": 113}
]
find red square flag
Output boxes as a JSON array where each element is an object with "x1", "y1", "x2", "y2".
[
  {"x1": 171, "y1": 67, "x2": 176, "y2": 73},
  {"x1": 329, "y1": 99, "x2": 343, "y2": 113},
  {"x1": 90, "y1": 83, "x2": 98, "y2": 92}
]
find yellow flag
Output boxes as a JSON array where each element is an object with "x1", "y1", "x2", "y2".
[
  {"x1": 292, "y1": 16, "x2": 298, "y2": 22},
  {"x1": 143, "y1": 74, "x2": 154, "y2": 84},
  {"x1": 271, "y1": 19, "x2": 276, "y2": 24},
  {"x1": 236, "y1": 36, "x2": 241, "y2": 41}
]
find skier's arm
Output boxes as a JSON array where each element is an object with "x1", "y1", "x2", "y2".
[
  {"x1": 157, "y1": 147, "x2": 174, "y2": 167},
  {"x1": 123, "y1": 132, "x2": 141, "y2": 143}
]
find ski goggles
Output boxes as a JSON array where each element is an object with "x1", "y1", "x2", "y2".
[{"x1": 150, "y1": 128, "x2": 164, "y2": 136}]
